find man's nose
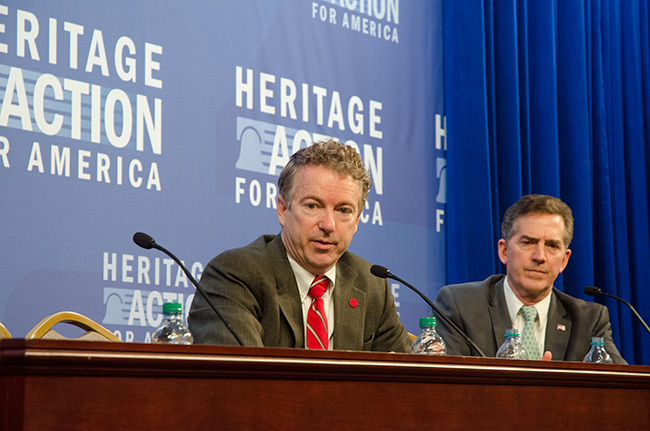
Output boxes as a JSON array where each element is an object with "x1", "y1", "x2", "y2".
[
  {"x1": 532, "y1": 242, "x2": 547, "y2": 261},
  {"x1": 318, "y1": 209, "x2": 335, "y2": 233}
]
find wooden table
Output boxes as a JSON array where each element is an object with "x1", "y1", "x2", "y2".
[{"x1": 2, "y1": 339, "x2": 649, "y2": 430}]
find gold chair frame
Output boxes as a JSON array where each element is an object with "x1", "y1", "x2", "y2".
[
  {"x1": 26, "y1": 311, "x2": 119, "y2": 342},
  {"x1": 0, "y1": 321, "x2": 11, "y2": 338}
]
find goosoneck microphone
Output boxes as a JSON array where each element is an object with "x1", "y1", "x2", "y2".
[
  {"x1": 584, "y1": 286, "x2": 650, "y2": 336},
  {"x1": 133, "y1": 232, "x2": 243, "y2": 345},
  {"x1": 371, "y1": 264, "x2": 487, "y2": 357}
]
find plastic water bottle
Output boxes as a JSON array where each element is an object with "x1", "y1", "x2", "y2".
[
  {"x1": 583, "y1": 337, "x2": 613, "y2": 364},
  {"x1": 152, "y1": 302, "x2": 193, "y2": 344},
  {"x1": 411, "y1": 317, "x2": 446, "y2": 355},
  {"x1": 496, "y1": 328, "x2": 529, "y2": 359}
]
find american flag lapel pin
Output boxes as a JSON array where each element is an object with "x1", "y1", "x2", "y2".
[{"x1": 557, "y1": 323, "x2": 566, "y2": 331}]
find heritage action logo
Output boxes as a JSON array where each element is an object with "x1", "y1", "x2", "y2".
[
  {"x1": 311, "y1": 0, "x2": 400, "y2": 44},
  {"x1": 0, "y1": 5, "x2": 163, "y2": 191},
  {"x1": 232, "y1": 65, "x2": 385, "y2": 226},
  {"x1": 101, "y1": 251, "x2": 200, "y2": 342}
]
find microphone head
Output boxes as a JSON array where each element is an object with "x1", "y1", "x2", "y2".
[
  {"x1": 584, "y1": 286, "x2": 603, "y2": 297},
  {"x1": 133, "y1": 232, "x2": 156, "y2": 249},
  {"x1": 370, "y1": 265, "x2": 390, "y2": 279}
]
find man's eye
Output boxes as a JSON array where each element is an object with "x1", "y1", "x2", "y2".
[
  {"x1": 519, "y1": 239, "x2": 535, "y2": 248},
  {"x1": 306, "y1": 203, "x2": 317, "y2": 209}
]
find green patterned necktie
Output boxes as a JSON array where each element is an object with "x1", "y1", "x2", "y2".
[{"x1": 519, "y1": 305, "x2": 540, "y2": 359}]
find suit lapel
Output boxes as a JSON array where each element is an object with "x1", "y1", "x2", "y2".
[
  {"x1": 332, "y1": 258, "x2": 365, "y2": 350},
  {"x1": 545, "y1": 290, "x2": 570, "y2": 359},
  {"x1": 269, "y1": 236, "x2": 304, "y2": 347},
  {"x1": 488, "y1": 278, "x2": 512, "y2": 352}
]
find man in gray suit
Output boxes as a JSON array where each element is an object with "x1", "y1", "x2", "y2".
[
  {"x1": 433, "y1": 195, "x2": 626, "y2": 364},
  {"x1": 188, "y1": 140, "x2": 411, "y2": 352}
]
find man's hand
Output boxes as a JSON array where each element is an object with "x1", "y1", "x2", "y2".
[{"x1": 541, "y1": 350, "x2": 552, "y2": 361}]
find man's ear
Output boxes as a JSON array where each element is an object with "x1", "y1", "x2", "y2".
[
  {"x1": 277, "y1": 194, "x2": 287, "y2": 226},
  {"x1": 559, "y1": 248, "x2": 572, "y2": 273},
  {"x1": 497, "y1": 239, "x2": 508, "y2": 265}
]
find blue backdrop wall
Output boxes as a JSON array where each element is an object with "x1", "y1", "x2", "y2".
[
  {"x1": 0, "y1": 1, "x2": 445, "y2": 341},
  {"x1": 4, "y1": 0, "x2": 646, "y2": 366}
]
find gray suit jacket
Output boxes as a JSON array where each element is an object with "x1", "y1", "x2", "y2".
[
  {"x1": 188, "y1": 234, "x2": 412, "y2": 352},
  {"x1": 432, "y1": 275, "x2": 627, "y2": 364}
]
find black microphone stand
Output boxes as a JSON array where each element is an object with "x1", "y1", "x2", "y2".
[
  {"x1": 372, "y1": 265, "x2": 487, "y2": 357},
  {"x1": 133, "y1": 232, "x2": 244, "y2": 346},
  {"x1": 585, "y1": 286, "x2": 650, "y2": 336}
]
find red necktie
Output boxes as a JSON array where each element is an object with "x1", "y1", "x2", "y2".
[{"x1": 307, "y1": 276, "x2": 329, "y2": 349}]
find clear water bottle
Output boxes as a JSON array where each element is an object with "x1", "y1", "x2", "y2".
[
  {"x1": 411, "y1": 317, "x2": 446, "y2": 355},
  {"x1": 496, "y1": 328, "x2": 529, "y2": 359},
  {"x1": 583, "y1": 337, "x2": 613, "y2": 364},
  {"x1": 152, "y1": 302, "x2": 193, "y2": 344}
]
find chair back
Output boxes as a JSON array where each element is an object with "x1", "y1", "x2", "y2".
[
  {"x1": 26, "y1": 311, "x2": 120, "y2": 342},
  {"x1": 0, "y1": 321, "x2": 11, "y2": 339}
]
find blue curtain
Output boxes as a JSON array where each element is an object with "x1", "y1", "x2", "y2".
[{"x1": 445, "y1": 0, "x2": 650, "y2": 365}]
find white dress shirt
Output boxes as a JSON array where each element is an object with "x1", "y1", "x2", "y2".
[
  {"x1": 287, "y1": 254, "x2": 336, "y2": 350},
  {"x1": 503, "y1": 276, "x2": 552, "y2": 355}
]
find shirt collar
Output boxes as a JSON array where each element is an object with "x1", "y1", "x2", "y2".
[
  {"x1": 503, "y1": 276, "x2": 552, "y2": 327},
  {"x1": 286, "y1": 253, "x2": 336, "y2": 301}
]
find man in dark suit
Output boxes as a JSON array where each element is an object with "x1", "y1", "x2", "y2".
[
  {"x1": 188, "y1": 140, "x2": 411, "y2": 352},
  {"x1": 433, "y1": 194, "x2": 626, "y2": 364}
]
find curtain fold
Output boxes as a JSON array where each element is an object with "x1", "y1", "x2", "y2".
[
  {"x1": 445, "y1": 0, "x2": 497, "y2": 283},
  {"x1": 445, "y1": 0, "x2": 650, "y2": 365}
]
